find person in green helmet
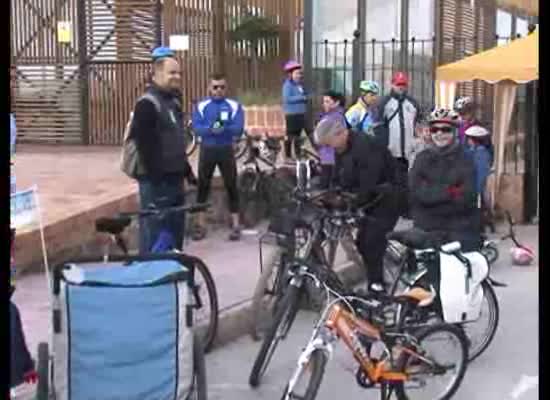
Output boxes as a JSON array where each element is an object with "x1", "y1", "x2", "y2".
[{"x1": 345, "y1": 80, "x2": 380, "y2": 135}]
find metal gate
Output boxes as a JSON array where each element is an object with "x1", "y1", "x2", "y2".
[{"x1": 11, "y1": 0, "x2": 85, "y2": 143}]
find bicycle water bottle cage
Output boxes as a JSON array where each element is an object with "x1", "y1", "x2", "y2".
[{"x1": 151, "y1": 230, "x2": 176, "y2": 253}]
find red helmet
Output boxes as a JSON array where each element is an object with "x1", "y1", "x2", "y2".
[{"x1": 392, "y1": 71, "x2": 409, "y2": 86}]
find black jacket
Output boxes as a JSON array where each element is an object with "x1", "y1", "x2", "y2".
[
  {"x1": 335, "y1": 132, "x2": 400, "y2": 216},
  {"x1": 131, "y1": 85, "x2": 190, "y2": 182},
  {"x1": 409, "y1": 143, "x2": 480, "y2": 234}
]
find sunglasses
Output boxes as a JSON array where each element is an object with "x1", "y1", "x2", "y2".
[
  {"x1": 430, "y1": 126, "x2": 454, "y2": 134},
  {"x1": 212, "y1": 85, "x2": 226, "y2": 90}
]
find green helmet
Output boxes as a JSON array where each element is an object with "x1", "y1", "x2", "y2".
[{"x1": 359, "y1": 80, "x2": 380, "y2": 95}]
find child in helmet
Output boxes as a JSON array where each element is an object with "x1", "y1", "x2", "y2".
[{"x1": 465, "y1": 125, "x2": 494, "y2": 233}]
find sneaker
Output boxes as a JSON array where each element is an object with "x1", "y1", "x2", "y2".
[
  {"x1": 192, "y1": 226, "x2": 207, "y2": 241},
  {"x1": 369, "y1": 282, "x2": 386, "y2": 293},
  {"x1": 229, "y1": 226, "x2": 241, "y2": 241}
]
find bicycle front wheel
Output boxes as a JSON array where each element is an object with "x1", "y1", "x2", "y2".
[
  {"x1": 234, "y1": 135, "x2": 249, "y2": 160},
  {"x1": 280, "y1": 349, "x2": 328, "y2": 400},
  {"x1": 250, "y1": 247, "x2": 287, "y2": 341},
  {"x1": 249, "y1": 284, "x2": 302, "y2": 388},
  {"x1": 394, "y1": 323, "x2": 468, "y2": 400},
  {"x1": 192, "y1": 259, "x2": 219, "y2": 353}
]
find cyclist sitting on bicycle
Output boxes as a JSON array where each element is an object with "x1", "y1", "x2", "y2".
[
  {"x1": 313, "y1": 117, "x2": 400, "y2": 293},
  {"x1": 409, "y1": 108, "x2": 481, "y2": 251}
]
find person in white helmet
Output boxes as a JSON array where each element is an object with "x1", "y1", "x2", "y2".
[
  {"x1": 465, "y1": 125, "x2": 494, "y2": 233},
  {"x1": 409, "y1": 108, "x2": 480, "y2": 251}
]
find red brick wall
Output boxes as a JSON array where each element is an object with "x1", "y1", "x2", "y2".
[{"x1": 244, "y1": 105, "x2": 285, "y2": 136}]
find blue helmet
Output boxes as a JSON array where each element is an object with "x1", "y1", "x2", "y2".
[{"x1": 151, "y1": 46, "x2": 175, "y2": 61}]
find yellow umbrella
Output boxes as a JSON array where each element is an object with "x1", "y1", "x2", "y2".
[{"x1": 436, "y1": 30, "x2": 538, "y2": 84}]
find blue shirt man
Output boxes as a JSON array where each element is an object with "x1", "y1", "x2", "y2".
[{"x1": 192, "y1": 73, "x2": 245, "y2": 241}]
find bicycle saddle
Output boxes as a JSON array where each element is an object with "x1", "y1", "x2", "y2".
[
  {"x1": 95, "y1": 216, "x2": 132, "y2": 235},
  {"x1": 386, "y1": 228, "x2": 442, "y2": 250}
]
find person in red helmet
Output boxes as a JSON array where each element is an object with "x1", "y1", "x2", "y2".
[{"x1": 373, "y1": 71, "x2": 421, "y2": 219}]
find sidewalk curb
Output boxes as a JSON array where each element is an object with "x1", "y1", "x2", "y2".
[{"x1": 209, "y1": 260, "x2": 364, "y2": 350}]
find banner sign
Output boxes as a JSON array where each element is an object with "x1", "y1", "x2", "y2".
[{"x1": 10, "y1": 187, "x2": 40, "y2": 233}]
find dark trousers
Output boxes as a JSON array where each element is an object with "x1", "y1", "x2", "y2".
[
  {"x1": 11, "y1": 301, "x2": 34, "y2": 388},
  {"x1": 138, "y1": 175, "x2": 185, "y2": 253},
  {"x1": 356, "y1": 211, "x2": 400, "y2": 285},
  {"x1": 285, "y1": 114, "x2": 311, "y2": 158},
  {"x1": 197, "y1": 145, "x2": 239, "y2": 213},
  {"x1": 395, "y1": 157, "x2": 410, "y2": 218}
]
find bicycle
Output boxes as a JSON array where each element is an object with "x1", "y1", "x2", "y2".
[
  {"x1": 248, "y1": 189, "x2": 384, "y2": 387},
  {"x1": 281, "y1": 270, "x2": 469, "y2": 400},
  {"x1": 382, "y1": 228, "x2": 506, "y2": 362},
  {"x1": 480, "y1": 209, "x2": 530, "y2": 266},
  {"x1": 238, "y1": 134, "x2": 295, "y2": 228},
  {"x1": 95, "y1": 202, "x2": 219, "y2": 353}
]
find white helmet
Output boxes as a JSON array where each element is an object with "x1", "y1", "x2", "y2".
[
  {"x1": 454, "y1": 96, "x2": 473, "y2": 112},
  {"x1": 510, "y1": 246, "x2": 535, "y2": 266},
  {"x1": 428, "y1": 108, "x2": 460, "y2": 125},
  {"x1": 465, "y1": 126, "x2": 490, "y2": 137}
]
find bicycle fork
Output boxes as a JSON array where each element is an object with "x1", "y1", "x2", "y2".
[{"x1": 283, "y1": 332, "x2": 334, "y2": 400}]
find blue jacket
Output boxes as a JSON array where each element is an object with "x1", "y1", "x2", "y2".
[
  {"x1": 282, "y1": 78, "x2": 307, "y2": 115},
  {"x1": 466, "y1": 145, "x2": 491, "y2": 195},
  {"x1": 192, "y1": 97, "x2": 245, "y2": 147}
]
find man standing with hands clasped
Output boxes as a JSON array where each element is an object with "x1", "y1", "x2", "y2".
[{"x1": 192, "y1": 73, "x2": 245, "y2": 241}]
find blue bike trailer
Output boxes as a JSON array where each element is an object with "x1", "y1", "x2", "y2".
[{"x1": 46, "y1": 255, "x2": 197, "y2": 400}]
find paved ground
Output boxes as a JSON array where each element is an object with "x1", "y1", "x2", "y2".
[
  {"x1": 12, "y1": 224, "x2": 538, "y2": 399},
  {"x1": 203, "y1": 224, "x2": 539, "y2": 400}
]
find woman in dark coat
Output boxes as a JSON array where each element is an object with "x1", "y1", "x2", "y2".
[{"x1": 409, "y1": 108, "x2": 481, "y2": 251}]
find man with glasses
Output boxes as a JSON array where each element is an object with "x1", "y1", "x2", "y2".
[
  {"x1": 192, "y1": 73, "x2": 245, "y2": 241},
  {"x1": 409, "y1": 108, "x2": 480, "y2": 251},
  {"x1": 375, "y1": 72, "x2": 421, "y2": 218}
]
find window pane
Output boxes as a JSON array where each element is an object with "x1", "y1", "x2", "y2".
[
  {"x1": 497, "y1": 9, "x2": 512, "y2": 45},
  {"x1": 409, "y1": 0, "x2": 434, "y2": 40}
]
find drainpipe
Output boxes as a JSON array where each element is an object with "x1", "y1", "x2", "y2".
[{"x1": 303, "y1": 0, "x2": 313, "y2": 125}]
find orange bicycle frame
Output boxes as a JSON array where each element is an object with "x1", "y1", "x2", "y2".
[{"x1": 325, "y1": 304, "x2": 408, "y2": 383}]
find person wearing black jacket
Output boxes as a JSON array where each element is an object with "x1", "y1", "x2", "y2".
[
  {"x1": 409, "y1": 108, "x2": 480, "y2": 251},
  {"x1": 130, "y1": 49, "x2": 195, "y2": 252},
  {"x1": 314, "y1": 116, "x2": 401, "y2": 293}
]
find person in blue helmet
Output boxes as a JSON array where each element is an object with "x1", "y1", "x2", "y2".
[{"x1": 127, "y1": 46, "x2": 196, "y2": 252}]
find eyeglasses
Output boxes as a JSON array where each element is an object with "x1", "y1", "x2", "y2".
[
  {"x1": 212, "y1": 85, "x2": 226, "y2": 90},
  {"x1": 430, "y1": 126, "x2": 454, "y2": 134}
]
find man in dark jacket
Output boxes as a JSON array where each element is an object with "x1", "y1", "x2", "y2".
[
  {"x1": 131, "y1": 48, "x2": 193, "y2": 252},
  {"x1": 314, "y1": 116, "x2": 400, "y2": 293},
  {"x1": 409, "y1": 108, "x2": 480, "y2": 250},
  {"x1": 192, "y1": 73, "x2": 245, "y2": 241}
]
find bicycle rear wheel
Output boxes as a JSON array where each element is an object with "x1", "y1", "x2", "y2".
[
  {"x1": 191, "y1": 259, "x2": 219, "y2": 353},
  {"x1": 394, "y1": 323, "x2": 468, "y2": 400},
  {"x1": 249, "y1": 284, "x2": 302, "y2": 388},
  {"x1": 461, "y1": 280, "x2": 499, "y2": 362}
]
